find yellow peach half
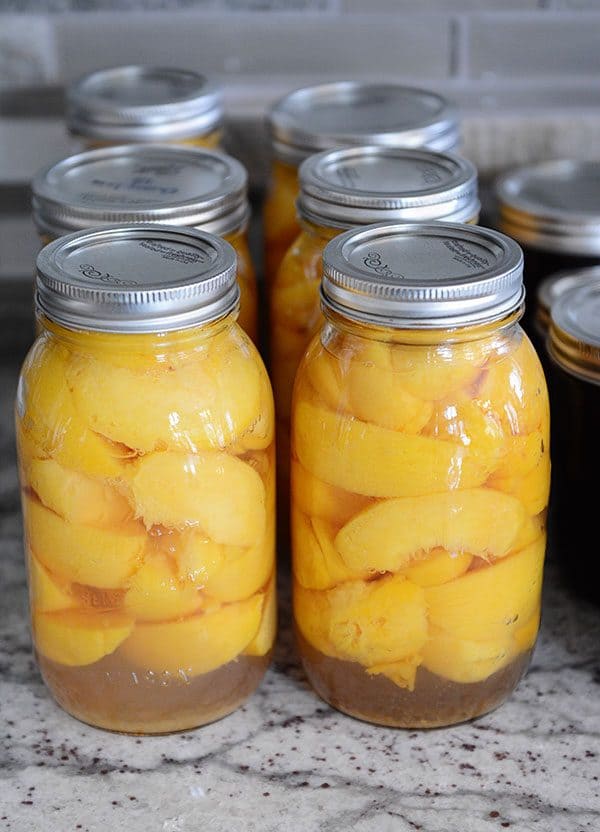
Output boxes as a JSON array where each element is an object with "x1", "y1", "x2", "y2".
[
  {"x1": 399, "y1": 548, "x2": 473, "y2": 588},
  {"x1": 366, "y1": 655, "x2": 422, "y2": 692},
  {"x1": 422, "y1": 628, "x2": 515, "y2": 684},
  {"x1": 173, "y1": 531, "x2": 226, "y2": 586},
  {"x1": 475, "y1": 333, "x2": 548, "y2": 437},
  {"x1": 512, "y1": 605, "x2": 541, "y2": 653},
  {"x1": 28, "y1": 553, "x2": 75, "y2": 613},
  {"x1": 26, "y1": 458, "x2": 132, "y2": 528},
  {"x1": 25, "y1": 496, "x2": 145, "y2": 588},
  {"x1": 488, "y1": 452, "x2": 551, "y2": 517},
  {"x1": 424, "y1": 536, "x2": 545, "y2": 642},
  {"x1": 335, "y1": 489, "x2": 526, "y2": 574},
  {"x1": 291, "y1": 461, "x2": 371, "y2": 528},
  {"x1": 292, "y1": 511, "x2": 364, "y2": 591},
  {"x1": 294, "y1": 575, "x2": 428, "y2": 667},
  {"x1": 244, "y1": 577, "x2": 277, "y2": 657},
  {"x1": 389, "y1": 338, "x2": 488, "y2": 401},
  {"x1": 345, "y1": 340, "x2": 433, "y2": 433},
  {"x1": 128, "y1": 450, "x2": 266, "y2": 547},
  {"x1": 17, "y1": 341, "x2": 129, "y2": 479},
  {"x1": 119, "y1": 594, "x2": 263, "y2": 676},
  {"x1": 202, "y1": 529, "x2": 274, "y2": 603},
  {"x1": 34, "y1": 609, "x2": 134, "y2": 667},
  {"x1": 67, "y1": 337, "x2": 262, "y2": 453},
  {"x1": 293, "y1": 401, "x2": 496, "y2": 498},
  {"x1": 124, "y1": 551, "x2": 204, "y2": 622}
]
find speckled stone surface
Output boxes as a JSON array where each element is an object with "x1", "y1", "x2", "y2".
[{"x1": 1, "y1": 342, "x2": 600, "y2": 831}]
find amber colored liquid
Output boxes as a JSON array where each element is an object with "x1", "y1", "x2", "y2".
[
  {"x1": 39, "y1": 650, "x2": 272, "y2": 734},
  {"x1": 297, "y1": 632, "x2": 531, "y2": 729}
]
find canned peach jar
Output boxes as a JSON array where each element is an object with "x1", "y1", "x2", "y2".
[
  {"x1": 271, "y1": 146, "x2": 478, "y2": 511},
  {"x1": 547, "y1": 280, "x2": 600, "y2": 605},
  {"x1": 67, "y1": 65, "x2": 223, "y2": 149},
  {"x1": 264, "y1": 82, "x2": 460, "y2": 286},
  {"x1": 16, "y1": 226, "x2": 275, "y2": 734},
  {"x1": 291, "y1": 222, "x2": 549, "y2": 727},
  {"x1": 31, "y1": 144, "x2": 258, "y2": 342}
]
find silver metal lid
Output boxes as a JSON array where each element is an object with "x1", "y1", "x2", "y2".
[
  {"x1": 36, "y1": 225, "x2": 238, "y2": 333},
  {"x1": 268, "y1": 82, "x2": 460, "y2": 166},
  {"x1": 496, "y1": 160, "x2": 600, "y2": 256},
  {"x1": 32, "y1": 145, "x2": 249, "y2": 238},
  {"x1": 549, "y1": 280, "x2": 600, "y2": 382},
  {"x1": 298, "y1": 146, "x2": 479, "y2": 228},
  {"x1": 321, "y1": 222, "x2": 524, "y2": 329},
  {"x1": 67, "y1": 65, "x2": 223, "y2": 142},
  {"x1": 536, "y1": 266, "x2": 600, "y2": 335}
]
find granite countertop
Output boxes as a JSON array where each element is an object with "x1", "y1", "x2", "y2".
[{"x1": 1, "y1": 350, "x2": 599, "y2": 832}]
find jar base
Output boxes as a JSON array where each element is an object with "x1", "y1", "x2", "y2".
[
  {"x1": 297, "y1": 633, "x2": 532, "y2": 729},
  {"x1": 38, "y1": 650, "x2": 271, "y2": 734}
]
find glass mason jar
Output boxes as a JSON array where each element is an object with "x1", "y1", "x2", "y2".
[
  {"x1": 495, "y1": 160, "x2": 600, "y2": 334},
  {"x1": 264, "y1": 82, "x2": 460, "y2": 287},
  {"x1": 66, "y1": 66, "x2": 223, "y2": 150},
  {"x1": 547, "y1": 281, "x2": 600, "y2": 605},
  {"x1": 31, "y1": 144, "x2": 258, "y2": 343},
  {"x1": 16, "y1": 226, "x2": 276, "y2": 734},
  {"x1": 533, "y1": 267, "x2": 600, "y2": 377},
  {"x1": 271, "y1": 147, "x2": 479, "y2": 528},
  {"x1": 291, "y1": 222, "x2": 550, "y2": 728}
]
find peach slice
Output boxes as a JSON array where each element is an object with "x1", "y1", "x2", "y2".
[
  {"x1": 34, "y1": 609, "x2": 134, "y2": 667},
  {"x1": 400, "y1": 548, "x2": 473, "y2": 588},
  {"x1": 25, "y1": 496, "x2": 145, "y2": 588},
  {"x1": 346, "y1": 341, "x2": 433, "y2": 433},
  {"x1": 389, "y1": 338, "x2": 488, "y2": 401},
  {"x1": 291, "y1": 461, "x2": 371, "y2": 528},
  {"x1": 173, "y1": 531, "x2": 226, "y2": 586},
  {"x1": 17, "y1": 341, "x2": 128, "y2": 479},
  {"x1": 128, "y1": 451, "x2": 266, "y2": 547},
  {"x1": 489, "y1": 452, "x2": 551, "y2": 517},
  {"x1": 422, "y1": 627, "x2": 515, "y2": 684},
  {"x1": 424, "y1": 536, "x2": 545, "y2": 642},
  {"x1": 26, "y1": 458, "x2": 131, "y2": 528},
  {"x1": 294, "y1": 401, "x2": 496, "y2": 498},
  {"x1": 336, "y1": 489, "x2": 526, "y2": 573},
  {"x1": 292, "y1": 511, "x2": 363, "y2": 591},
  {"x1": 244, "y1": 577, "x2": 277, "y2": 657},
  {"x1": 202, "y1": 529, "x2": 274, "y2": 603},
  {"x1": 124, "y1": 552, "x2": 204, "y2": 622},
  {"x1": 28, "y1": 553, "x2": 75, "y2": 613},
  {"x1": 294, "y1": 575, "x2": 428, "y2": 667},
  {"x1": 475, "y1": 333, "x2": 548, "y2": 436},
  {"x1": 120, "y1": 594, "x2": 263, "y2": 676},
  {"x1": 67, "y1": 337, "x2": 262, "y2": 453},
  {"x1": 366, "y1": 655, "x2": 422, "y2": 692}
]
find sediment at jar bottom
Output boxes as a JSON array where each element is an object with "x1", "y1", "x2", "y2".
[
  {"x1": 296, "y1": 630, "x2": 532, "y2": 729},
  {"x1": 38, "y1": 650, "x2": 271, "y2": 734}
]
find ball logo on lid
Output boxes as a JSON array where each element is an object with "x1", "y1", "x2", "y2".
[
  {"x1": 362, "y1": 250, "x2": 404, "y2": 280},
  {"x1": 77, "y1": 262, "x2": 140, "y2": 287}
]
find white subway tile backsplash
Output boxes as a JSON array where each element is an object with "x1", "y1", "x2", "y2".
[
  {"x1": 54, "y1": 12, "x2": 452, "y2": 79},
  {"x1": 469, "y1": 12, "x2": 600, "y2": 79}
]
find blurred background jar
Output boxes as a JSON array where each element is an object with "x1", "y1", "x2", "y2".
[
  {"x1": 533, "y1": 266, "x2": 600, "y2": 375},
  {"x1": 291, "y1": 222, "x2": 549, "y2": 727},
  {"x1": 264, "y1": 82, "x2": 460, "y2": 288},
  {"x1": 547, "y1": 280, "x2": 600, "y2": 606},
  {"x1": 66, "y1": 65, "x2": 223, "y2": 150},
  {"x1": 31, "y1": 144, "x2": 258, "y2": 343},
  {"x1": 495, "y1": 160, "x2": 600, "y2": 333},
  {"x1": 271, "y1": 146, "x2": 478, "y2": 540},
  {"x1": 16, "y1": 225, "x2": 275, "y2": 734}
]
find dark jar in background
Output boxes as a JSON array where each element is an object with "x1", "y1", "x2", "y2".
[
  {"x1": 547, "y1": 280, "x2": 600, "y2": 606},
  {"x1": 495, "y1": 160, "x2": 600, "y2": 333}
]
